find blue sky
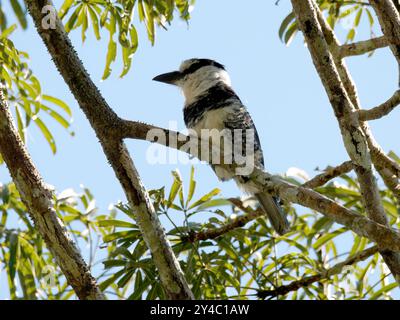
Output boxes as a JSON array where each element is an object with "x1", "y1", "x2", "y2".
[
  {"x1": 4, "y1": 0, "x2": 399, "y2": 211},
  {"x1": 1, "y1": 0, "x2": 400, "y2": 298}
]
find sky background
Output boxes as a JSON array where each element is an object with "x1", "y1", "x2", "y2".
[{"x1": 1, "y1": 0, "x2": 399, "y2": 298}]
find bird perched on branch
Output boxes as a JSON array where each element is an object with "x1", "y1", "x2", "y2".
[{"x1": 153, "y1": 58, "x2": 290, "y2": 235}]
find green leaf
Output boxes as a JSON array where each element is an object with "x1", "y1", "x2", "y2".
[
  {"x1": 354, "y1": 8, "x2": 362, "y2": 27},
  {"x1": 130, "y1": 271, "x2": 147, "y2": 300},
  {"x1": 1, "y1": 24, "x2": 18, "y2": 38},
  {"x1": 103, "y1": 230, "x2": 140, "y2": 243},
  {"x1": 188, "y1": 188, "x2": 221, "y2": 209},
  {"x1": 78, "y1": 5, "x2": 89, "y2": 43},
  {"x1": 103, "y1": 259, "x2": 127, "y2": 268},
  {"x1": 119, "y1": 46, "x2": 133, "y2": 78},
  {"x1": 64, "y1": 5, "x2": 81, "y2": 33},
  {"x1": 99, "y1": 269, "x2": 126, "y2": 291},
  {"x1": 8, "y1": 232, "x2": 19, "y2": 282},
  {"x1": 365, "y1": 8, "x2": 374, "y2": 27},
  {"x1": 0, "y1": 7, "x2": 7, "y2": 31},
  {"x1": 10, "y1": 0, "x2": 27, "y2": 29},
  {"x1": 59, "y1": 0, "x2": 76, "y2": 19},
  {"x1": 313, "y1": 228, "x2": 347, "y2": 250},
  {"x1": 339, "y1": 6, "x2": 359, "y2": 19},
  {"x1": 98, "y1": 219, "x2": 136, "y2": 228},
  {"x1": 88, "y1": 5, "x2": 101, "y2": 40},
  {"x1": 39, "y1": 104, "x2": 70, "y2": 129},
  {"x1": 186, "y1": 166, "x2": 196, "y2": 207},
  {"x1": 15, "y1": 105, "x2": 25, "y2": 142},
  {"x1": 284, "y1": 22, "x2": 298, "y2": 46},
  {"x1": 279, "y1": 12, "x2": 295, "y2": 41},
  {"x1": 102, "y1": 28, "x2": 117, "y2": 79},
  {"x1": 1, "y1": 185, "x2": 10, "y2": 204},
  {"x1": 195, "y1": 198, "x2": 231, "y2": 211},
  {"x1": 42, "y1": 95, "x2": 72, "y2": 116},
  {"x1": 388, "y1": 151, "x2": 400, "y2": 164},
  {"x1": 130, "y1": 26, "x2": 139, "y2": 54},
  {"x1": 167, "y1": 170, "x2": 182, "y2": 208},
  {"x1": 33, "y1": 117, "x2": 56, "y2": 154},
  {"x1": 347, "y1": 28, "x2": 356, "y2": 42},
  {"x1": 117, "y1": 269, "x2": 134, "y2": 288},
  {"x1": 369, "y1": 283, "x2": 397, "y2": 300}
]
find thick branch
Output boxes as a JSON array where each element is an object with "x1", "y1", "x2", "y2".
[
  {"x1": 257, "y1": 245, "x2": 379, "y2": 299},
  {"x1": 186, "y1": 198, "x2": 264, "y2": 242},
  {"x1": 369, "y1": 0, "x2": 400, "y2": 86},
  {"x1": 25, "y1": 0, "x2": 193, "y2": 300},
  {"x1": 379, "y1": 167, "x2": 400, "y2": 203},
  {"x1": 292, "y1": 0, "x2": 400, "y2": 283},
  {"x1": 315, "y1": 2, "x2": 400, "y2": 185},
  {"x1": 339, "y1": 36, "x2": 389, "y2": 57},
  {"x1": 0, "y1": 87, "x2": 105, "y2": 300},
  {"x1": 121, "y1": 120, "x2": 400, "y2": 252},
  {"x1": 186, "y1": 161, "x2": 354, "y2": 242},
  {"x1": 302, "y1": 160, "x2": 354, "y2": 189},
  {"x1": 319, "y1": 4, "x2": 400, "y2": 269},
  {"x1": 187, "y1": 210, "x2": 264, "y2": 242},
  {"x1": 314, "y1": 3, "x2": 400, "y2": 191},
  {"x1": 358, "y1": 90, "x2": 400, "y2": 120}
]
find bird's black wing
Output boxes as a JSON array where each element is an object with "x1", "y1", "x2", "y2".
[{"x1": 223, "y1": 105, "x2": 265, "y2": 168}]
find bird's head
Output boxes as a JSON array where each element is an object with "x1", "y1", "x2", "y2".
[{"x1": 153, "y1": 58, "x2": 232, "y2": 105}]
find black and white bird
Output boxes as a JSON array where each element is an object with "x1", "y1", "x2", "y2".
[{"x1": 153, "y1": 58, "x2": 290, "y2": 235}]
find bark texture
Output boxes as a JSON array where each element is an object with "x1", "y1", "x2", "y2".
[
  {"x1": 369, "y1": 0, "x2": 400, "y2": 65},
  {"x1": 25, "y1": 0, "x2": 193, "y2": 299},
  {"x1": 291, "y1": 0, "x2": 400, "y2": 283},
  {"x1": 120, "y1": 121, "x2": 400, "y2": 252},
  {"x1": 0, "y1": 87, "x2": 105, "y2": 300},
  {"x1": 19, "y1": 0, "x2": 400, "y2": 297},
  {"x1": 339, "y1": 36, "x2": 388, "y2": 57},
  {"x1": 257, "y1": 245, "x2": 379, "y2": 299}
]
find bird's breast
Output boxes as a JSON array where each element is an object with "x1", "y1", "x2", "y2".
[{"x1": 189, "y1": 107, "x2": 230, "y2": 133}]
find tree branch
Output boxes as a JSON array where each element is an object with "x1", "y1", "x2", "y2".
[
  {"x1": 119, "y1": 119, "x2": 400, "y2": 252},
  {"x1": 317, "y1": 0, "x2": 400, "y2": 243},
  {"x1": 24, "y1": 0, "x2": 193, "y2": 300},
  {"x1": 0, "y1": 86, "x2": 105, "y2": 300},
  {"x1": 315, "y1": 1, "x2": 400, "y2": 183},
  {"x1": 369, "y1": 0, "x2": 400, "y2": 86},
  {"x1": 186, "y1": 209, "x2": 264, "y2": 242},
  {"x1": 185, "y1": 161, "x2": 354, "y2": 242},
  {"x1": 378, "y1": 167, "x2": 400, "y2": 203},
  {"x1": 292, "y1": 0, "x2": 400, "y2": 284},
  {"x1": 302, "y1": 160, "x2": 354, "y2": 189},
  {"x1": 313, "y1": 2, "x2": 400, "y2": 197},
  {"x1": 358, "y1": 90, "x2": 400, "y2": 120},
  {"x1": 339, "y1": 36, "x2": 389, "y2": 57},
  {"x1": 257, "y1": 245, "x2": 379, "y2": 299}
]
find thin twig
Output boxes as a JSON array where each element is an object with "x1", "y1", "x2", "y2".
[
  {"x1": 257, "y1": 245, "x2": 379, "y2": 299},
  {"x1": 358, "y1": 90, "x2": 400, "y2": 121},
  {"x1": 184, "y1": 198, "x2": 264, "y2": 242},
  {"x1": 120, "y1": 119, "x2": 400, "y2": 252},
  {"x1": 339, "y1": 36, "x2": 388, "y2": 57},
  {"x1": 302, "y1": 161, "x2": 354, "y2": 189}
]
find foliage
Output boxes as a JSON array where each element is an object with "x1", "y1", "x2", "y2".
[
  {"x1": 279, "y1": 0, "x2": 377, "y2": 46},
  {"x1": 58, "y1": 0, "x2": 195, "y2": 79},
  {"x1": 0, "y1": 0, "x2": 28, "y2": 31},
  {"x1": 1, "y1": 163, "x2": 398, "y2": 299},
  {"x1": 0, "y1": 0, "x2": 398, "y2": 301},
  {"x1": 0, "y1": 183, "x2": 117, "y2": 299},
  {"x1": 0, "y1": 25, "x2": 73, "y2": 156},
  {"x1": 97, "y1": 166, "x2": 399, "y2": 300}
]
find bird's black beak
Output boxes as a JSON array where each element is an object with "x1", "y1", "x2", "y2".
[{"x1": 152, "y1": 71, "x2": 183, "y2": 85}]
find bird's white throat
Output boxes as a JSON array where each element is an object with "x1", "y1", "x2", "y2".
[{"x1": 179, "y1": 66, "x2": 232, "y2": 106}]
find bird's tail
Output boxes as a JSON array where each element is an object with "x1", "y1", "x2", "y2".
[{"x1": 255, "y1": 193, "x2": 290, "y2": 235}]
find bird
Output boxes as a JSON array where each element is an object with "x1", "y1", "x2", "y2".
[{"x1": 153, "y1": 58, "x2": 290, "y2": 235}]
